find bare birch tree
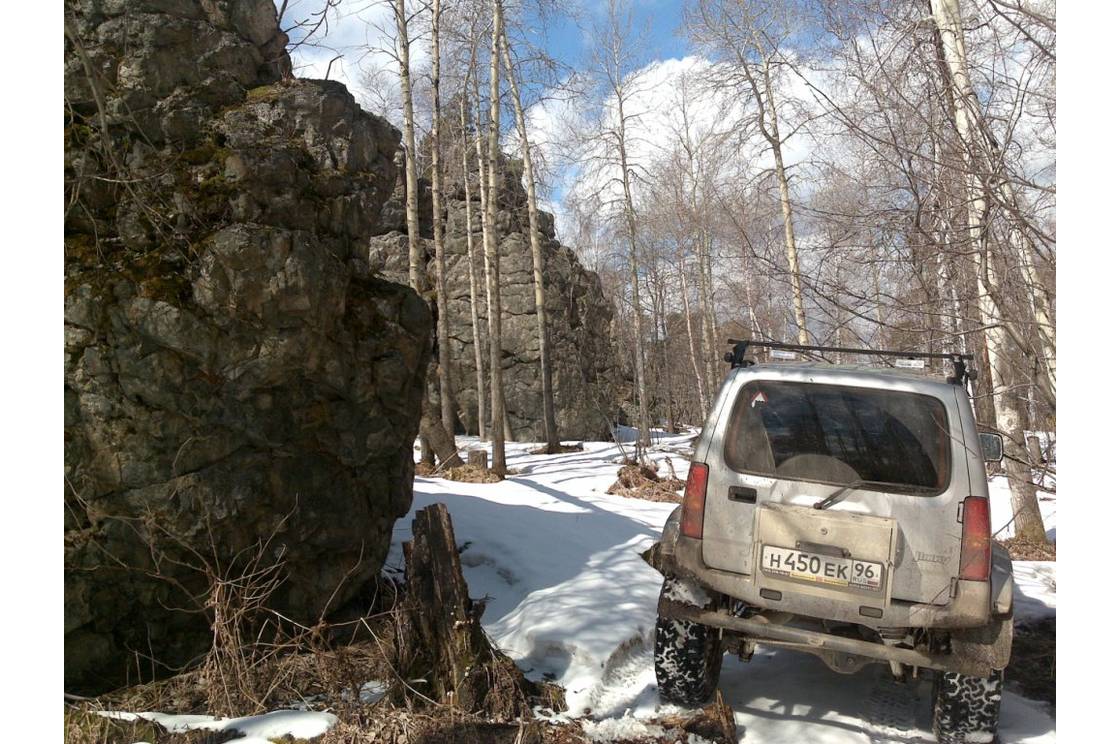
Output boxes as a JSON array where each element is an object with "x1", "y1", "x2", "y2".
[
  {"x1": 585, "y1": 0, "x2": 652, "y2": 448},
  {"x1": 499, "y1": 29, "x2": 562, "y2": 452},
  {"x1": 930, "y1": 0, "x2": 1047, "y2": 542},
  {"x1": 486, "y1": 0, "x2": 508, "y2": 474},
  {"x1": 689, "y1": 0, "x2": 811, "y2": 345}
]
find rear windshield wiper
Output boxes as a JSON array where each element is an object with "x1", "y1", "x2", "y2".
[{"x1": 813, "y1": 480, "x2": 866, "y2": 510}]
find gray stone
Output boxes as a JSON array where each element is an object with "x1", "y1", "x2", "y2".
[
  {"x1": 64, "y1": 0, "x2": 428, "y2": 694},
  {"x1": 372, "y1": 157, "x2": 623, "y2": 442}
]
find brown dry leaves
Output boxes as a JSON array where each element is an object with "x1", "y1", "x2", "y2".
[{"x1": 607, "y1": 464, "x2": 685, "y2": 503}]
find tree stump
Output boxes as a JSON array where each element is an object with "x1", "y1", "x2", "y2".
[
  {"x1": 1027, "y1": 435, "x2": 1044, "y2": 465},
  {"x1": 403, "y1": 504, "x2": 564, "y2": 717},
  {"x1": 467, "y1": 450, "x2": 488, "y2": 469}
]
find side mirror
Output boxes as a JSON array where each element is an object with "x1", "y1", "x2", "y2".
[{"x1": 978, "y1": 432, "x2": 1004, "y2": 463}]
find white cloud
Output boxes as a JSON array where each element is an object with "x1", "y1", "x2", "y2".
[
  {"x1": 276, "y1": 0, "x2": 428, "y2": 111},
  {"x1": 523, "y1": 53, "x2": 831, "y2": 244}
]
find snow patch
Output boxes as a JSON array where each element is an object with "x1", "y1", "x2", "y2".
[{"x1": 101, "y1": 709, "x2": 337, "y2": 739}]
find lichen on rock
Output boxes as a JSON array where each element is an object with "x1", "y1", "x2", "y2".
[{"x1": 64, "y1": 0, "x2": 429, "y2": 694}]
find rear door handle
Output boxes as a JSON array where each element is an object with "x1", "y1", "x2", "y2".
[
  {"x1": 728, "y1": 486, "x2": 757, "y2": 503},
  {"x1": 796, "y1": 541, "x2": 851, "y2": 558}
]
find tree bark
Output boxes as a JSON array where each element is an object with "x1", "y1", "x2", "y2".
[
  {"x1": 931, "y1": 0, "x2": 1047, "y2": 543},
  {"x1": 500, "y1": 31, "x2": 561, "y2": 452},
  {"x1": 486, "y1": 0, "x2": 507, "y2": 474},
  {"x1": 396, "y1": 0, "x2": 458, "y2": 467},
  {"x1": 404, "y1": 504, "x2": 564, "y2": 716},
  {"x1": 461, "y1": 64, "x2": 488, "y2": 440},
  {"x1": 769, "y1": 98, "x2": 809, "y2": 346},
  {"x1": 678, "y1": 261, "x2": 709, "y2": 416},
  {"x1": 430, "y1": 0, "x2": 456, "y2": 436},
  {"x1": 395, "y1": 0, "x2": 424, "y2": 293}
]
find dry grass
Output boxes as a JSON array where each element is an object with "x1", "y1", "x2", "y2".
[
  {"x1": 64, "y1": 708, "x2": 163, "y2": 744},
  {"x1": 68, "y1": 504, "x2": 739, "y2": 744},
  {"x1": 606, "y1": 464, "x2": 685, "y2": 503},
  {"x1": 442, "y1": 464, "x2": 504, "y2": 483},
  {"x1": 998, "y1": 534, "x2": 1056, "y2": 561},
  {"x1": 315, "y1": 694, "x2": 737, "y2": 743}
]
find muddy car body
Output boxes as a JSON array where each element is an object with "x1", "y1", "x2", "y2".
[{"x1": 649, "y1": 347, "x2": 1013, "y2": 744}]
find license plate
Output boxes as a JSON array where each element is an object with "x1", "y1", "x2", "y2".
[{"x1": 761, "y1": 545, "x2": 883, "y2": 591}]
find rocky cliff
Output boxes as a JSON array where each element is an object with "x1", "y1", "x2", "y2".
[
  {"x1": 64, "y1": 0, "x2": 429, "y2": 693},
  {"x1": 371, "y1": 159, "x2": 622, "y2": 442}
]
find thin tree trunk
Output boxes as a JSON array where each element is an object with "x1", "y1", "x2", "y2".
[
  {"x1": 931, "y1": 0, "x2": 1046, "y2": 543},
  {"x1": 396, "y1": 0, "x2": 459, "y2": 469},
  {"x1": 473, "y1": 66, "x2": 496, "y2": 443},
  {"x1": 679, "y1": 259, "x2": 708, "y2": 415},
  {"x1": 696, "y1": 232, "x2": 718, "y2": 399},
  {"x1": 772, "y1": 131, "x2": 808, "y2": 345},
  {"x1": 930, "y1": 0, "x2": 1055, "y2": 403},
  {"x1": 500, "y1": 31, "x2": 561, "y2": 452},
  {"x1": 486, "y1": 0, "x2": 507, "y2": 474},
  {"x1": 655, "y1": 268, "x2": 676, "y2": 434},
  {"x1": 396, "y1": 0, "x2": 424, "y2": 293},
  {"x1": 460, "y1": 65, "x2": 487, "y2": 439},
  {"x1": 617, "y1": 109, "x2": 651, "y2": 448},
  {"x1": 431, "y1": 0, "x2": 456, "y2": 435}
]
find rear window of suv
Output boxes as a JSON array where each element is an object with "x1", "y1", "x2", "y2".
[{"x1": 723, "y1": 381, "x2": 951, "y2": 494}]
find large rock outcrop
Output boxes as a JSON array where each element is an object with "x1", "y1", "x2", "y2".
[
  {"x1": 64, "y1": 0, "x2": 429, "y2": 693},
  {"x1": 371, "y1": 160, "x2": 622, "y2": 442}
]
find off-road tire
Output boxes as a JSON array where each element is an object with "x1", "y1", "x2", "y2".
[
  {"x1": 932, "y1": 670, "x2": 1003, "y2": 744},
  {"x1": 654, "y1": 576, "x2": 723, "y2": 706}
]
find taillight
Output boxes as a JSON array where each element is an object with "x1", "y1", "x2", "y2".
[
  {"x1": 681, "y1": 463, "x2": 709, "y2": 539},
  {"x1": 959, "y1": 496, "x2": 991, "y2": 581}
]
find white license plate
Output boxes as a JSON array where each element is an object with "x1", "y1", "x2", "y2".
[{"x1": 761, "y1": 545, "x2": 883, "y2": 591}]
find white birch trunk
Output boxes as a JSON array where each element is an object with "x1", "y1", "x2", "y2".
[
  {"x1": 931, "y1": 0, "x2": 1047, "y2": 543},
  {"x1": 500, "y1": 31, "x2": 561, "y2": 451}
]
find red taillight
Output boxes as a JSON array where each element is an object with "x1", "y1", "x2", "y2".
[
  {"x1": 681, "y1": 463, "x2": 709, "y2": 539},
  {"x1": 959, "y1": 496, "x2": 992, "y2": 581}
]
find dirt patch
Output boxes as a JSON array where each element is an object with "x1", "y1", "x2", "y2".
[
  {"x1": 442, "y1": 464, "x2": 505, "y2": 482},
  {"x1": 998, "y1": 535, "x2": 1056, "y2": 561},
  {"x1": 415, "y1": 461, "x2": 437, "y2": 476},
  {"x1": 607, "y1": 464, "x2": 685, "y2": 503},
  {"x1": 1005, "y1": 616, "x2": 1055, "y2": 713},
  {"x1": 529, "y1": 443, "x2": 585, "y2": 455}
]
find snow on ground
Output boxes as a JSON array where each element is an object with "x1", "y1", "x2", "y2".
[
  {"x1": 1012, "y1": 562, "x2": 1057, "y2": 623},
  {"x1": 387, "y1": 432, "x2": 1057, "y2": 744},
  {"x1": 101, "y1": 709, "x2": 337, "y2": 740}
]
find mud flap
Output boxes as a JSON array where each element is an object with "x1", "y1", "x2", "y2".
[{"x1": 951, "y1": 615, "x2": 1014, "y2": 673}]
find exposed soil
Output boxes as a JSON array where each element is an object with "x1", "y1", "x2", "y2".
[
  {"x1": 1005, "y1": 616, "x2": 1056, "y2": 713},
  {"x1": 998, "y1": 535, "x2": 1057, "y2": 560}
]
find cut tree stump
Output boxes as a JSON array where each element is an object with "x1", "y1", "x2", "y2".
[
  {"x1": 403, "y1": 504, "x2": 564, "y2": 718},
  {"x1": 467, "y1": 450, "x2": 488, "y2": 469}
]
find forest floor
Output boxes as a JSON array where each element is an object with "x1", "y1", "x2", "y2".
[{"x1": 81, "y1": 430, "x2": 1056, "y2": 743}]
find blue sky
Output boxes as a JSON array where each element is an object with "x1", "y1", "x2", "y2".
[
  {"x1": 519, "y1": 1, "x2": 690, "y2": 71},
  {"x1": 275, "y1": 0, "x2": 691, "y2": 92}
]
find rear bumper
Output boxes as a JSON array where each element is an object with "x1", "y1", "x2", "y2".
[{"x1": 661, "y1": 533, "x2": 992, "y2": 630}]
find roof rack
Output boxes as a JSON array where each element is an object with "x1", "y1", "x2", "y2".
[{"x1": 724, "y1": 338, "x2": 977, "y2": 386}]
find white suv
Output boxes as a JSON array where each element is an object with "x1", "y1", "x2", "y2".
[{"x1": 648, "y1": 340, "x2": 1013, "y2": 744}]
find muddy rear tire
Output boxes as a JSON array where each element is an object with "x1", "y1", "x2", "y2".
[
  {"x1": 932, "y1": 670, "x2": 1003, "y2": 744},
  {"x1": 654, "y1": 576, "x2": 723, "y2": 706}
]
